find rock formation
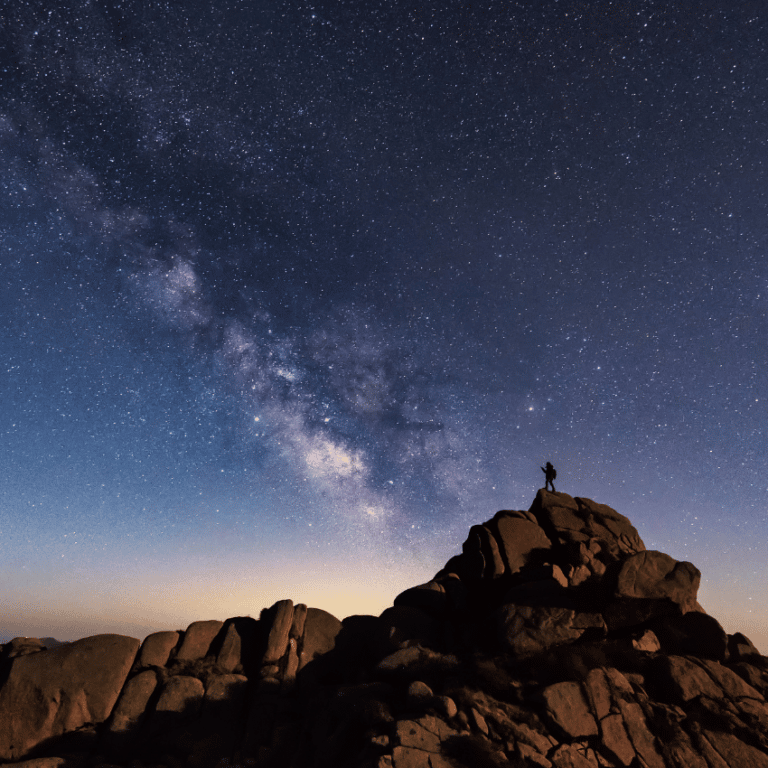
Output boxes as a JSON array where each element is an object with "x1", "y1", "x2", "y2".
[{"x1": 1, "y1": 490, "x2": 766, "y2": 768}]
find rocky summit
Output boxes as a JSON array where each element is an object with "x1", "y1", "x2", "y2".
[{"x1": 1, "y1": 490, "x2": 767, "y2": 768}]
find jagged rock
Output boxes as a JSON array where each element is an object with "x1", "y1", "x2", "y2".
[
  {"x1": 0, "y1": 634, "x2": 140, "y2": 762},
  {"x1": 730, "y1": 662, "x2": 768, "y2": 697},
  {"x1": 541, "y1": 681, "x2": 598, "y2": 738},
  {"x1": 616, "y1": 699, "x2": 665, "y2": 768},
  {"x1": 176, "y1": 621, "x2": 224, "y2": 662},
  {"x1": 600, "y1": 714, "x2": 635, "y2": 766},
  {"x1": 507, "y1": 721, "x2": 553, "y2": 755},
  {"x1": 2, "y1": 491, "x2": 766, "y2": 768},
  {"x1": 698, "y1": 657, "x2": 765, "y2": 700},
  {"x1": 518, "y1": 742, "x2": 554, "y2": 768},
  {"x1": 533, "y1": 493, "x2": 645, "y2": 558},
  {"x1": 699, "y1": 730, "x2": 768, "y2": 768},
  {"x1": 658, "y1": 721, "x2": 709, "y2": 768},
  {"x1": 550, "y1": 743, "x2": 596, "y2": 768},
  {"x1": 469, "y1": 706, "x2": 489, "y2": 734},
  {"x1": 135, "y1": 630, "x2": 180, "y2": 668},
  {"x1": 654, "y1": 656, "x2": 737, "y2": 704}
]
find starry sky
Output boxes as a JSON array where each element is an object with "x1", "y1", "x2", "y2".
[{"x1": 1, "y1": 0, "x2": 766, "y2": 652}]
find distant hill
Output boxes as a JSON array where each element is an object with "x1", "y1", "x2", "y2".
[{"x1": 0, "y1": 636, "x2": 66, "y2": 648}]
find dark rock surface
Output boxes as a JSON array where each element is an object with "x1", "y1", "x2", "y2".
[{"x1": 1, "y1": 490, "x2": 766, "y2": 767}]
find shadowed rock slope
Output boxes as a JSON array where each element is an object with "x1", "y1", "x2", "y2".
[{"x1": 1, "y1": 490, "x2": 767, "y2": 768}]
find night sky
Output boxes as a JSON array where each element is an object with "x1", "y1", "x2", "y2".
[{"x1": 1, "y1": 1, "x2": 766, "y2": 652}]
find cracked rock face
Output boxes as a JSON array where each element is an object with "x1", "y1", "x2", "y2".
[{"x1": 1, "y1": 489, "x2": 766, "y2": 768}]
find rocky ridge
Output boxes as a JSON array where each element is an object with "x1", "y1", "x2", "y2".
[{"x1": 1, "y1": 490, "x2": 766, "y2": 768}]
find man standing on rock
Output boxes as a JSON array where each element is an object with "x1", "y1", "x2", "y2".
[{"x1": 541, "y1": 462, "x2": 556, "y2": 492}]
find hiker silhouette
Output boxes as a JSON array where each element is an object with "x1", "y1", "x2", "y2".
[{"x1": 541, "y1": 462, "x2": 556, "y2": 492}]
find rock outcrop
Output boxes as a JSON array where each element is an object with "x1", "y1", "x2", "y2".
[{"x1": 1, "y1": 490, "x2": 766, "y2": 768}]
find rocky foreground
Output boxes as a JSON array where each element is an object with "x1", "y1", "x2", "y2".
[{"x1": 1, "y1": 490, "x2": 767, "y2": 768}]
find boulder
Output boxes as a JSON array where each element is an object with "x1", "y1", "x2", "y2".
[
  {"x1": 184, "y1": 674, "x2": 249, "y2": 768},
  {"x1": 149, "y1": 675, "x2": 205, "y2": 734},
  {"x1": 107, "y1": 669, "x2": 158, "y2": 734},
  {"x1": 202, "y1": 673, "x2": 249, "y2": 716},
  {"x1": 614, "y1": 551, "x2": 701, "y2": 610},
  {"x1": 406, "y1": 680, "x2": 434, "y2": 706},
  {"x1": 532, "y1": 491, "x2": 584, "y2": 537},
  {"x1": 215, "y1": 617, "x2": 260, "y2": 675},
  {"x1": 497, "y1": 604, "x2": 605, "y2": 656},
  {"x1": 530, "y1": 492, "x2": 646, "y2": 571},
  {"x1": 298, "y1": 607, "x2": 342, "y2": 670},
  {"x1": 462, "y1": 524, "x2": 506, "y2": 580},
  {"x1": 652, "y1": 655, "x2": 725, "y2": 703},
  {"x1": 698, "y1": 658, "x2": 765, "y2": 701},
  {"x1": 631, "y1": 629, "x2": 661, "y2": 653},
  {"x1": 135, "y1": 630, "x2": 180, "y2": 668},
  {"x1": 0, "y1": 634, "x2": 140, "y2": 762},
  {"x1": 175, "y1": 621, "x2": 224, "y2": 662},
  {"x1": 728, "y1": 632, "x2": 761, "y2": 660},
  {"x1": 490, "y1": 512, "x2": 553, "y2": 575},
  {"x1": 576, "y1": 497, "x2": 645, "y2": 557},
  {"x1": 652, "y1": 612, "x2": 728, "y2": 660},
  {"x1": 261, "y1": 600, "x2": 294, "y2": 667},
  {"x1": 729, "y1": 662, "x2": 768, "y2": 698},
  {"x1": 377, "y1": 646, "x2": 424, "y2": 674},
  {"x1": 394, "y1": 582, "x2": 449, "y2": 615},
  {"x1": 378, "y1": 605, "x2": 441, "y2": 650},
  {"x1": 290, "y1": 603, "x2": 308, "y2": 639}
]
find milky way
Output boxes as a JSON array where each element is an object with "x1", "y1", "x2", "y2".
[{"x1": 1, "y1": 1, "x2": 766, "y2": 649}]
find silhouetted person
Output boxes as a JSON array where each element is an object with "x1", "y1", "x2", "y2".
[{"x1": 541, "y1": 462, "x2": 556, "y2": 492}]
